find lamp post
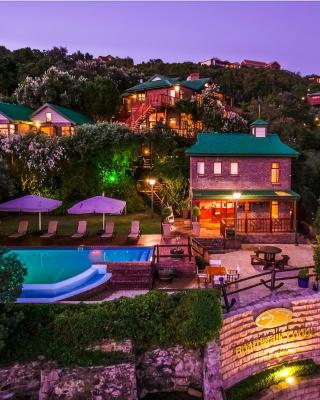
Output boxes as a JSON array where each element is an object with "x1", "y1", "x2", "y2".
[
  {"x1": 148, "y1": 178, "x2": 156, "y2": 218},
  {"x1": 233, "y1": 192, "x2": 242, "y2": 240}
]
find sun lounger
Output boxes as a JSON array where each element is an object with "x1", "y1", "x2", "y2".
[
  {"x1": 9, "y1": 220, "x2": 29, "y2": 238},
  {"x1": 40, "y1": 220, "x2": 58, "y2": 238},
  {"x1": 101, "y1": 222, "x2": 115, "y2": 239},
  {"x1": 127, "y1": 220, "x2": 141, "y2": 241},
  {"x1": 71, "y1": 220, "x2": 87, "y2": 238}
]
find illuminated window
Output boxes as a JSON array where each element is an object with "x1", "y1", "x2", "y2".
[
  {"x1": 137, "y1": 93, "x2": 145, "y2": 101},
  {"x1": 169, "y1": 118, "x2": 177, "y2": 128},
  {"x1": 0, "y1": 124, "x2": 8, "y2": 135},
  {"x1": 197, "y1": 162, "x2": 205, "y2": 175},
  {"x1": 230, "y1": 162, "x2": 238, "y2": 175},
  {"x1": 45, "y1": 112, "x2": 52, "y2": 122},
  {"x1": 271, "y1": 162, "x2": 280, "y2": 184},
  {"x1": 214, "y1": 162, "x2": 222, "y2": 175},
  {"x1": 271, "y1": 201, "x2": 279, "y2": 219}
]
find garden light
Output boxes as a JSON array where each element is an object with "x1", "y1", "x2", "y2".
[
  {"x1": 286, "y1": 376, "x2": 295, "y2": 385},
  {"x1": 278, "y1": 368, "x2": 290, "y2": 378}
]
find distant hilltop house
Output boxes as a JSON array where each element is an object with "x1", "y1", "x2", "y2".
[
  {"x1": 200, "y1": 57, "x2": 239, "y2": 69},
  {"x1": 119, "y1": 73, "x2": 226, "y2": 136},
  {"x1": 0, "y1": 102, "x2": 90, "y2": 136},
  {"x1": 200, "y1": 57, "x2": 281, "y2": 70},
  {"x1": 307, "y1": 74, "x2": 320, "y2": 85},
  {"x1": 307, "y1": 92, "x2": 320, "y2": 108}
]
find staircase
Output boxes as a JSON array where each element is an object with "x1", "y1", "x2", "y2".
[
  {"x1": 192, "y1": 237, "x2": 225, "y2": 255},
  {"x1": 137, "y1": 181, "x2": 164, "y2": 212},
  {"x1": 125, "y1": 103, "x2": 155, "y2": 131}
]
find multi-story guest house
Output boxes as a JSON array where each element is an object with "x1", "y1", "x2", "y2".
[
  {"x1": 0, "y1": 102, "x2": 90, "y2": 136},
  {"x1": 120, "y1": 73, "x2": 222, "y2": 136},
  {"x1": 186, "y1": 120, "x2": 300, "y2": 243}
]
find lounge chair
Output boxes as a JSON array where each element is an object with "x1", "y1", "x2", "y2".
[
  {"x1": 71, "y1": 220, "x2": 87, "y2": 239},
  {"x1": 197, "y1": 266, "x2": 209, "y2": 288},
  {"x1": 9, "y1": 220, "x2": 29, "y2": 238},
  {"x1": 101, "y1": 222, "x2": 115, "y2": 239},
  {"x1": 40, "y1": 220, "x2": 58, "y2": 238},
  {"x1": 127, "y1": 220, "x2": 141, "y2": 241}
]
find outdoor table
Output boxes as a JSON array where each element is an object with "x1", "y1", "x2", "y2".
[
  {"x1": 206, "y1": 266, "x2": 228, "y2": 286},
  {"x1": 258, "y1": 246, "x2": 282, "y2": 269}
]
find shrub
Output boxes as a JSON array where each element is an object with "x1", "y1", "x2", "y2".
[
  {"x1": 192, "y1": 206, "x2": 200, "y2": 221},
  {"x1": 313, "y1": 239, "x2": 320, "y2": 281},
  {"x1": 298, "y1": 268, "x2": 309, "y2": 279},
  {"x1": 226, "y1": 359, "x2": 319, "y2": 400},
  {"x1": 195, "y1": 255, "x2": 206, "y2": 270},
  {"x1": 0, "y1": 247, "x2": 27, "y2": 303},
  {"x1": 0, "y1": 290, "x2": 223, "y2": 366}
]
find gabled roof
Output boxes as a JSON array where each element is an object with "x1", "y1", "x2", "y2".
[
  {"x1": 186, "y1": 132, "x2": 299, "y2": 158},
  {"x1": 0, "y1": 102, "x2": 33, "y2": 122},
  {"x1": 124, "y1": 75, "x2": 211, "y2": 94},
  {"x1": 308, "y1": 91, "x2": 320, "y2": 96},
  {"x1": 250, "y1": 119, "x2": 269, "y2": 126},
  {"x1": 32, "y1": 103, "x2": 91, "y2": 124}
]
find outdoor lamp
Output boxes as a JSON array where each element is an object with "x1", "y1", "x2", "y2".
[
  {"x1": 148, "y1": 178, "x2": 156, "y2": 218},
  {"x1": 233, "y1": 192, "x2": 242, "y2": 200},
  {"x1": 149, "y1": 178, "x2": 156, "y2": 186},
  {"x1": 286, "y1": 376, "x2": 295, "y2": 385}
]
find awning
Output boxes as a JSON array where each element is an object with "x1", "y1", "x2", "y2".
[{"x1": 192, "y1": 189, "x2": 300, "y2": 201}]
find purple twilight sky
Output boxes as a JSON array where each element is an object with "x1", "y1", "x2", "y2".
[{"x1": 1, "y1": 1, "x2": 319, "y2": 75}]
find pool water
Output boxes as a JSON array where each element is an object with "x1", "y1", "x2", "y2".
[{"x1": 9, "y1": 247, "x2": 153, "y2": 284}]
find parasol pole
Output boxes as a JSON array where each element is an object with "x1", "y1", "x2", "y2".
[
  {"x1": 103, "y1": 213, "x2": 105, "y2": 230},
  {"x1": 38, "y1": 212, "x2": 42, "y2": 231}
]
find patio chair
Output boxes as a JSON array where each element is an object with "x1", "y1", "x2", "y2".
[
  {"x1": 71, "y1": 220, "x2": 87, "y2": 239},
  {"x1": 251, "y1": 254, "x2": 263, "y2": 266},
  {"x1": 197, "y1": 266, "x2": 209, "y2": 288},
  {"x1": 101, "y1": 222, "x2": 115, "y2": 240},
  {"x1": 9, "y1": 220, "x2": 29, "y2": 238},
  {"x1": 227, "y1": 268, "x2": 240, "y2": 287},
  {"x1": 40, "y1": 220, "x2": 58, "y2": 238},
  {"x1": 127, "y1": 220, "x2": 141, "y2": 241}
]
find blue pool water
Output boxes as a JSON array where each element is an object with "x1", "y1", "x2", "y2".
[{"x1": 9, "y1": 247, "x2": 153, "y2": 284}]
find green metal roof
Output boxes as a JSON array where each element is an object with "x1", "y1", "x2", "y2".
[
  {"x1": 250, "y1": 119, "x2": 269, "y2": 126},
  {"x1": 186, "y1": 133, "x2": 299, "y2": 158},
  {"x1": 192, "y1": 189, "x2": 300, "y2": 200},
  {"x1": 45, "y1": 104, "x2": 91, "y2": 124},
  {"x1": 0, "y1": 102, "x2": 33, "y2": 122},
  {"x1": 180, "y1": 78, "x2": 211, "y2": 91},
  {"x1": 124, "y1": 76, "x2": 211, "y2": 94}
]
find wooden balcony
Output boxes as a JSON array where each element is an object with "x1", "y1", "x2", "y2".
[{"x1": 221, "y1": 217, "x2": 293, "y2": 234}]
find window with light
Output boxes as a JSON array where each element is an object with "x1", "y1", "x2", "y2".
[
  {"x1": 197, "y1": 162, "x2": 205, "y2": 175},
  {"x1": 271, "y1": 162, "x2": 280, "y2": 184},
  {"x1": 45, "y1": 112, "x2": 52, "y2": 123},
  {"x1": 230, "y1": 162, "x2": 238, "y2": 175},
  {"x1": 214, "y1": 162, "x2": 222, "y2": 175}
]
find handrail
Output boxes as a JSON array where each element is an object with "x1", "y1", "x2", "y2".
[
  {"x1": 221, "y1": 265, "x2": 315, "y2": 312},
  {"x1": 154, "y1": 241, "x2": 193, "y2": 263}
]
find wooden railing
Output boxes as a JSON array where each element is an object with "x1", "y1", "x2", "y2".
[
  {"x1": 146, "y1": 94, "x2": 177, "y2": 108},
  {"x1": 220, "y1": 265, "x2": 315, "y2": 312},
  {"x1": 154, "y1": 237, "x2": 193, "y2": 263},
  {"x1": 221, "y1": 217, "x2": 293, "y2": 234}
]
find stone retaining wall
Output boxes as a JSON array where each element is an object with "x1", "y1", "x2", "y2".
[
  {"x1": 136, "y1": 345, "x2": 202, "y2": 398},
  {"x1": 220, "y1": 293, "x2": 320, "y2": 388}
]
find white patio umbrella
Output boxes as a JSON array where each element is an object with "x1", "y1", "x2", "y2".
[
  {"x1": 67, "y1": 195, "x2": 126, "y2": 229},
  {"x1": 0, "y1": 195, "x2": 62, "y2": 230}
]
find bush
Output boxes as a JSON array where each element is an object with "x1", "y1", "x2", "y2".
[
  {"x1": 0, "y1": 247, "x2": 27, "y2": 303},
  {"x1": 226, "y1": 359, "x2": 319, "y2": 400},
  {"x1": 195, "y1": 255, "x2": 206, "y2": 270},
  {"x1": 0, "y1": 290, "x2": 222, "y2": 365}
]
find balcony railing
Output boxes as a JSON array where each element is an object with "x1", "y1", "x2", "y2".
[
  {"x1": 145, "y1": 94, "x2": 177, "y2": 108},
  {"x1": 221, "y1": 217, "x2": 293, "y2": 234}
]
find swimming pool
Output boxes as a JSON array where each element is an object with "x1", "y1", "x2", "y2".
[{"x1": 9, "y1": 247, "x2": 153, "y2": 302}]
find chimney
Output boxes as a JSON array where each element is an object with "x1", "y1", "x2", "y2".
[
  {"x1": 187, "y1": 72, "x2": 200, "y2": 81},
  {"x1": 250, "y1": 119, "x2": 268, "y2": 138}
]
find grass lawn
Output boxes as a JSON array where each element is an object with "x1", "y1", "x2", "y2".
[{"x1": 0, "y1": 212, "x2": 161, "y2": 246}]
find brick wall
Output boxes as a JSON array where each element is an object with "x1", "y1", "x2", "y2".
[
  {"x1": 257, "y1": 376, "x2": 320, "y2": 400},
  {"x1": 219, "y1": 294, "x2": 320, "y2": 389},
  {"x1": 190, "y1": 156, "x2": 292, "y2": 190}
]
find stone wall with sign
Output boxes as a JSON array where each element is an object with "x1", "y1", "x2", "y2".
[{"x1": 219, "y1": 293, "x2": 320, "y2": 389}]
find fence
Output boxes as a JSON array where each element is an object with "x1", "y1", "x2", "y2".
[{"x1": 220, "y1": 265, "x2": 315, "y2": 312}]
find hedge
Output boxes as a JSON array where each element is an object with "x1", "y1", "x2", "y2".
[
  {"x1": 0, "y1": 289, "x2": 222, "y2": 366},
  {"x1": 226, "y1": 359, "x2": 320, "y2": 400}
]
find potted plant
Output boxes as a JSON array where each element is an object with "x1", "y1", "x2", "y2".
[
  {"x1": 158, "y1": 267, "x2": 174, "y2": 282},
  {"x1": 298, "y1": 268, "x2": 310, "y2": 288},
  {"x1": 162, "y1": 207, "x2": 173, "y2": 236},
  {"x1": 181, "y1": 199, "x2": 190, "y2": 220},
  {"x1": 192, "y1": 206, "x2": 201, "y2": 236},
  {"x1": 170, "y1": 236, "x2": 184, "y2": 258}
]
